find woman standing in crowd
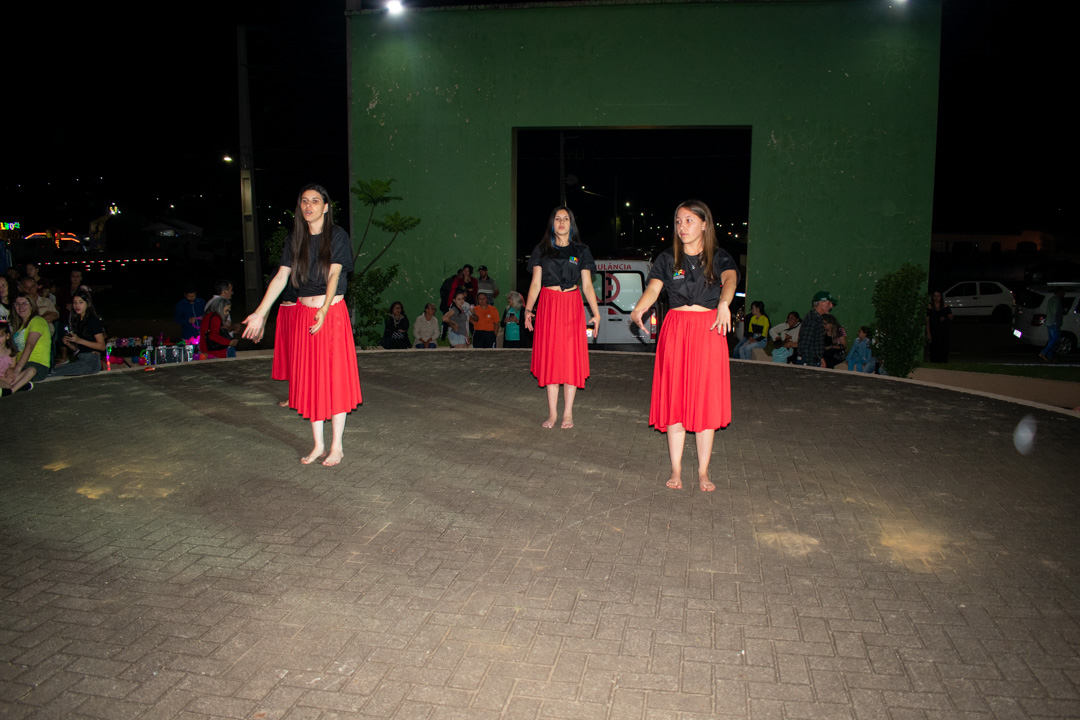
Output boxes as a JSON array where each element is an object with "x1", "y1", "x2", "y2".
[
  {"x1": 199, "y1": 296, "x2": 239, "y2": 359},
  {"x1": 631, "y1": 200, "x2": 739, "y2": 492},
  {"x1": 926, "y1": 290, "x2": 952, "y2": 363},
  {"x1": 50, "y1": 289, "x2": 105, "y2": 376},
  {"x1": 502, "y1": 291, "x2": 525, "y2": 349},
  {"x1": 4, "y1": 291, "x2": 52, "y2": 394},
  {"x1": 243, "y1": 184, "x2": 362, "y2": 466},
  {"x1": 524, "y1": 207, "x2": 601, "y2": 429},
  {"x1": 381, "y1": 301, "x2": 410, "y2": 349}
]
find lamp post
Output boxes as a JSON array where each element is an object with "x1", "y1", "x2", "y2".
[{"x1": 237, "y1": 25, "x2": 262, "y2": 313}]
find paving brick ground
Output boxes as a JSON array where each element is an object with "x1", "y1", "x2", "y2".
[{"x1": 2, "y1": 350, "x2": 1079, "y2": 719}]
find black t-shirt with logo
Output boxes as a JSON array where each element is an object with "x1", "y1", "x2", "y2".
[
  {"x1": 528, "y1": 242, "x2": 597, "y2": 290},
  {"x1": 648, "y1": 247, "x2": 739, "y2": 309},
  {"x1": 280, "y1": 226, "x2": 353, "y2": 298}
]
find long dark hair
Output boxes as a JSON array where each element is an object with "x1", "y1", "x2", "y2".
[
  {"x1": 70, "y1": 288, "x2": 101, "y2": 335},
  {"x1": 290, "y1": 183, "x2": 335, "y2": 290},
  {"x1": 539, "y1": 206, "x2": 582, "y2": 258},
  {"x1": 750, "y1": 300, "x2": 769, "y2": 326},
  {"x1": 673, "y1": 199, "x2": 719, "y2": 285}
]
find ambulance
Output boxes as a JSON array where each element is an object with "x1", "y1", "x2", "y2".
[{"x1": 585, "y1": 259, "x2": 659, "y2": 350}]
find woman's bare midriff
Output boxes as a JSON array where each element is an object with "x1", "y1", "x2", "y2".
[
  {"x1": 671, "y1": 305, "x2": 713, "y2": 313},
  {"x1": 544, "y1": 285, "x2": 579, "y2": 293},
  {"x1": 298, "y1": 295, "x2": 345, "y2": 308}
]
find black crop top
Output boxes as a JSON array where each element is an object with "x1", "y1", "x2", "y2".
[
  {"x1": 527, "y1": 242, "x2": 597, "y2": 290},
  {"x1": 280, "y1": 226, "x2": 353, "y2": 298},
  {"x1": 647, "y1": 247, "x2": 740, "y2": 309}
]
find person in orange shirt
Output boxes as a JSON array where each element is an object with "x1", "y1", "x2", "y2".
[{"x1": 470, "y1": 292, "x2": 500, "y2": 349}]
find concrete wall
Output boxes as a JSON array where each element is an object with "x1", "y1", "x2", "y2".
[{"x1": 347, "y1": 0, "x2": 941, "y2": 332}]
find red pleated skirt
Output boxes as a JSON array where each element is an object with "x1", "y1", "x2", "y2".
[
  {"x1": 288, "y1": 302, "x2": 363, "y2": 421},
  {"x1": 531, "y1": 287, "x2": 590, "y2": 388},
  {"x1": 650, "y1": 310, "x2": 731, "y2": 433},
  {"x1": 271, "y1": 303, "x2": 297, "y2": 381}
]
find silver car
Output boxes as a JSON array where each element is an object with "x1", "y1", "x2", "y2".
[{"x1": 1012, "y1": 283, "x2": 1080, "y2": 356}]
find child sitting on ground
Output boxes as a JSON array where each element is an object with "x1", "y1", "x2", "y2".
[
  {"x1": 0, "y1": 322, "x2": 17, "y2": 388},
  {"x1": 846, "y1": 326, "x2": 877, "y2": 373}
]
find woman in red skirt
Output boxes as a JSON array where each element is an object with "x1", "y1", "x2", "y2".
[
  {"x1": 270, "y1": 284, "x2": 297, "y2": 407},
  {"x1": 243, "y1": 184, "x2": 363, "y2": 466},
  {"x1": 523, "y1": 206, "x2": 601, "y2": 429},
  {"x1": 631, "y1": 200, "x2": 739, "y2": 491}
]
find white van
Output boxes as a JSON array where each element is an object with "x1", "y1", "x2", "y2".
[{"x1": 585, "y1": 259, "x2": 658, "y2": 350}]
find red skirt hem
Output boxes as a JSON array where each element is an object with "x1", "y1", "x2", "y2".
[
  {"x1": 649, "y1": 310, "x2": 731, "y2": 433},
  {"x1": 530, "y1": 287, "x2": 589, "y2": 388},
  {"x1": 288, "y1": 302, "x2": 362, "y2": 421}
]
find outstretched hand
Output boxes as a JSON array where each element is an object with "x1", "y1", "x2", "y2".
[{"x1": 242, "y1": 314, "x2": 265, "y2": 343}]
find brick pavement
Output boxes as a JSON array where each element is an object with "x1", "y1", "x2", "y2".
[{"x1": 1, "y1": 351, "x2": 1079, "y2": 719}]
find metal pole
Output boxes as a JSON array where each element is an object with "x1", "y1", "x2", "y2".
[{"x1": 238, "y1": 25, "x2": 263, "y2": 313}]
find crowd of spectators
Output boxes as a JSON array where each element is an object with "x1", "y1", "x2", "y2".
[
  {"x1": 382, "y1": 265, "x2": 528, "y2": 350},
  {"x1": 734, "y1": 289, "x2": 881, "y2": 373}
]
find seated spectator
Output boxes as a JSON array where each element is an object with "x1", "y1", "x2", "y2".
[
  {"x1": 846, "y1": 326, "x2": 877, "y2": 373},
  {"x1": 443, "y1": 290, "x2": 471, "y2": 348},
  {"x1": 0, "y1": 276, "x2": 12, "y2": 323},
  {"x1": 733, "y1": 301, "x2": 770, "y2": 360},
  {"x1": 796, "y1": 291, "x2": 837, "y2": 367},
  {"x1": 413, "y1": 303, "x2": 439, "y2": 349},
  {"x1": 3, "y1": 292, "x2": 52, "y2": 394},
  {"x1": 381, "y1": 301, "x2": 411, "y2": 349},
  {"x1": 470, "y1": 292, "x2": 500, "y2": 349},
  {"x1": 821, "y1": 314, "x2": 847, "y2": 369},
  {"x1": 50, "y1": 289, "x2": 106, "y2": 376},
  {"x1": 502, "y1": 291, "x2": 524, "y2": 348},
  {"x1": 19, "y1": 276, "x2": 59, "y2": 338},
  {"x1": 56, "y1": 268, "x2": 88, "y2": 364},
  {"x1": 199, "y1": 296, "x2": 239, "y2": 358},
  {"x1": 174, "y1": 285, "x2": 205, "y2": 343},
  {"x1": 0, "y1": 321, "x2": 16, "y2": 387},
  {"x1": 770, "y1": 311, "x2": 801, "y2": 363}
]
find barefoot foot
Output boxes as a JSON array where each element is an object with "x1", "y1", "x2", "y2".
[
  {"x1": 561, "y1": 415, "x2": 574, "y2": 429},
  {"x1": 542, "y1": 415, "x2": 557, "y2": 429},
  {"x1": 278, "y1": 400, "x2": 289, "y2": 408},
  {"x1": 322, "y1": 448, "x2": 344, "y2": 466},
  {"x1": 301, "y1": 447, "x2": 325, "y2": 465},
  {"x1": 698, "y1": 474, "x2": 716, "y2": 492},
  {"x1": 665, "y1": 475, "x2": 682, "y2": 490}
]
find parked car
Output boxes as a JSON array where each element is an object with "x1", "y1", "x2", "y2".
[
  {"x1": 941, "y1": 280, "x2": 1015, "y2": 321},
  {"x1": 1012, "y1": 283, "x2": 1080, "y2": 356}
]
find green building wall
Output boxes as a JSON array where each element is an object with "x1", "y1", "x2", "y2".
[{"x1": 347, "y1": 0, "x2": 940, "y2": 333}]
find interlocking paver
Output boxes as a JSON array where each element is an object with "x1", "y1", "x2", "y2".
[{"x1": 2, "y1": 352, "x2": 1079, "y2": 718}]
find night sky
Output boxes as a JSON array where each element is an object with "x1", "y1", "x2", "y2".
[{"x1": 4, "y1": 0, "x2": 1073, "y2": 260}]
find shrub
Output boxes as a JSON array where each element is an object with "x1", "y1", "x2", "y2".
[
  {"x1": 870, "y1": 263, "x2": 927, "y2": 378},
  {"x1": 348, "y1": 265, "x2": 399, "y2": 348}
]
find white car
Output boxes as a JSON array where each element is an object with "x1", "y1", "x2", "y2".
[
  {"x1": 942, "y1": 280, "x2": 1016, "y2": 320},
  {"x1": 1012, "y1": 283, "x2": 1080, "y2": 356}
]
